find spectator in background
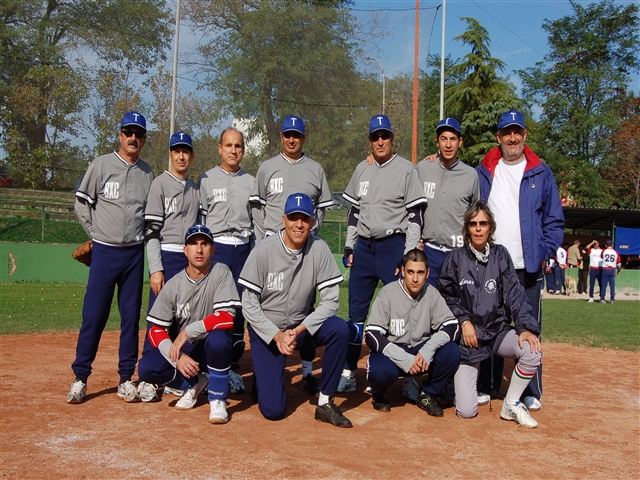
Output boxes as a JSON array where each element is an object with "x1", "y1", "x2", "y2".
[
  {"x1": 577, "y1": 243, "x2": 590, "y2": 295},
  {"x1": 587, "y1": 240, "x2": 603, "y2": 303},
  {"x1": 599, "y1": 240, "x2": 621, "y2": 304},
  {"x1": 567, "y1": 240, "x2": 581, "y2": 269},
  {"x1": 554, "y1": 243, "x2": 568, "y2": 295}
]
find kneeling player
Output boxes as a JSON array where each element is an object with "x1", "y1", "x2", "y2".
[
  {"x1": 137, "y1": 224, "x2": 241, "y2": 424},
  {"x1": 365, "y1": 249, "x2": 460, "y2": 416}
]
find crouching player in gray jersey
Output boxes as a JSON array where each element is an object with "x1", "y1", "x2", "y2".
[
  {"x1": 365, "y1": 249, "x2": 460, "y2": 416},
  {"x1": 137, "y1": 224, "x2": 242, "y2": 424},
  {"x1": 67, "y1": 112, "x2": 153, "y2": 404},
  {"x1": 239, "y1": 193, "x2": 352, "y2": 428},
  {"x1": 199, "y1": 127, "x2": 255, "y2": 394}
]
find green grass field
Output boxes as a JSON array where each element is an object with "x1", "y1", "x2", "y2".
[
  {"x1": 0, "y1": 216, "x2": 89, "y2": 244},
  {"x1": 2, "y1": 282, "x2": 638, "y2": 351}
]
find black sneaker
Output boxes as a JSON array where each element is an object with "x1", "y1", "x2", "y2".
[
  {"x1": 416, "y1": 393, "x2": 444, "y2": 417},
  {"x1": 300, "y1": 375, "x2": 320, "y2": 396},
  {"x1": 372, "y1": 393, "x2": 390, "y2": 413},
  {"x1": 315, "y1": 401, "x2": 353, "y2": 428}
]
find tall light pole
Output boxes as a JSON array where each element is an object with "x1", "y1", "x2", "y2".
[
  {"x1": 366, "y1": 57, "x2": 385, "y2": 114},
  {"x1": 168, "y1": 0, "x2": 181, "y2": 170},
  {"x1": 439, "y1": 0, "x2": 446, "y2": 119}
]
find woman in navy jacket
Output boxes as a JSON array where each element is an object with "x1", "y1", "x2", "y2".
[{"x1": 439, "y1": 202, "x2": 542, "y2": 428}]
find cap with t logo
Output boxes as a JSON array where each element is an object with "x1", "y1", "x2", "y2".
[
  {"x1": 284, "y1": 193, "x2": 314, "y2": 217},
  {"x1": 121, "y1": 111, "x2": 147, "y2": 131},
  {"x1": 281, "y1": 115, "x2": 305, "y2": 134},
  {"x1": 170, "y1": 131, "x2": 193, "y2": 151},
  {"x1": 435, "y1": 117, "x2": 461, "y2": 135},
  {"x1": 369, "y1": 114, "x2": 393, "y2": 134},
  {"x1": 497, "y1": 110, "x2": 526, "y2": 130}
]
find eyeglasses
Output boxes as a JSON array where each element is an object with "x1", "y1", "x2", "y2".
[
  {"x1": 468, "y1": 221, "x2": 490, "y2": 228},
  {"x1": 282, "y1": 131, "x2": 303, "y2": 139},
  {"x1": 121, "y1": 128, "x2": 146, "y2": 139},
  {"x1": 369, "y1": 132, "x2": 392, "y2": 142}
]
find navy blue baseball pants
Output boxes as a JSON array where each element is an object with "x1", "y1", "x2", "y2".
[
  {"x1": 248, "y1": 316, "x2": 348, "y2": 421},
  {"x1": 345, "y1": 234, "x2": 404, "y2": 371},
  {"x1": 367, "y1": 341, "x2": 460, "y2": 397},
  {"x1": 138, "y1": 329, "x2": 232, "y2": 402},
  {"x1": 72, "y1": 242, "x2": 144, "y2": 382},
  {"x1": 589, "y1": 267, "x2": 603, "y2": 298},
  {"x1": 212, "y1": 240, "x2": 251, "y2": 369},
  {"x1": 600, "y1": 269, "x2": 616, "y2": 302}
]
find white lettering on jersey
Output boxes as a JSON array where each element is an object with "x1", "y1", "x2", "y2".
[
  {"x1": 423, "y1": 181, "x2": 436, "y2": 199},
  {"x1": 358, "y1": 181, "x2": 369, "y2": 196},
  {"x1": 103, "y1": 181, "x2": 120, "y2": 200},
  {"x1": 212, "y1": 188, "x2": 227, "y2": 203},
  {"x1": 266, "y1": 272, "x2": 284, "y2": 291},
  {"x1": 450, "y1": 235, "x2": 464, "y2": 248},
  {"x1": 269, "y1": 178, "x2": 283, "y2": 195},
  {"x1": 459, "y1": 279, "x2": 474, "y2": 286},
  {"x1": 176, "y1": 302, "x2": 190, "y2": 321},
  {"x1": 389, "y1": 318, "x2": 405, "y2": 336},
  {"x1": 164, "y1": 196, "x2": 178, "y2": 215}
]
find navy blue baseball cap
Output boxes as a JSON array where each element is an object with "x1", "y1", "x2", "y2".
[
  {"x1": 121, "y1": 111, "x2": 147, "y2": 131},
  {"x1": 284, "y1": 193, "x2": 314, "y2": 217},
  {"x1": 497, "y1": 110, "x2": 526, "y2": 130},
  {"x1": 369, "y1": 114, "x2": 393, "y2": 134},
  {"x1": 281, "y1": 115, "x2": 305, "y2": 134},
  {"x1": 436, "y1": 117, "x2": 462, "y2": 136},
  {"x1": 170, "y1": 131, "x2": 193, "y2": 151},
  {"x1": 185, "y1": 224, "x2": 214, "y2": 244}
]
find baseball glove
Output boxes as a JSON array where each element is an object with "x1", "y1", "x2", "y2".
[{"x1": 72, "y1": 240, "x2": 93, "y2": 266}]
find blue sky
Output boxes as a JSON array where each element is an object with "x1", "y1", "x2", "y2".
[{"x1": 351, "y1": 0, "x2": 640, "y2": 95}]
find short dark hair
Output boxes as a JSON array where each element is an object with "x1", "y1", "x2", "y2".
[
  {"x1": 401, "y1": 248, "x2": 429, "y2": 270},
  {"x1": 462, "y1": 201, "x2": 497, "y2": 247},
  {"x1": 219, "y1": 127, "x2": 245, "y2": 148}
]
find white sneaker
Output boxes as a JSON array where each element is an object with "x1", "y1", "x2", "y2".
[
  {"x1": 477, "y1": 392, "x2": 491, "y2": 406},
  {"x1": 209, "y1": 400, "x2": 229, "y2": 424},
  {"x1": 117, "y1": 380, "x2": 140, "y2": 403},
  {"x1": 175, "y1": 374, "x2": 208, "y2": 410},
  {"x1": 66, "y1": 379, "x2": 86, "y2": 404},
  {"x1": 555, "y1": 290, "x2": 561, "y2": 295},
  {"x1": 138, "y1": 381, "x2": 161, "y2": 403},
  {"x1": 523, "y1": 396, "x2": 541, "y2": 411},
  {"x1": 228, "y1": 370, "x2": 246, "y2": 394},
  {"x1": 337, "y1": 373, "x2": 356, "y2": 393},
  {"x1": 588, "y1": 298, "x2": 594, "y2": 303},
  {"x1": 402, "y1": 378, "x2": 420, "y2": 402},
  {"x1": 500, "y1": 401, "x2": 538, "y2": 428}
]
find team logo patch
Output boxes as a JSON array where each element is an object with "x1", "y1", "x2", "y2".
[{"x1": 484, "y1": 279, "x2": 497, "y2": 293}]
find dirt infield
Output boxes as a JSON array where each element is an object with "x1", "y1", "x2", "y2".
[{"x1": 1, "y1": 332, "x2": 638, "y2": 479}]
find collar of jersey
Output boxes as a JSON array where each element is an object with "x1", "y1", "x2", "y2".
[
  {"x1": 374, "y1": 153, "x2": 397, "y2": 168},
  {"x1": 279, "y1": 230, "x2": 303, "y2": 255},
  {"x1": 398, "y1": 276, "x2": 426, "y2": 301},
  {"x1": 280, "y1": 152, "x2": 306, "y2": 164},
  {"x1": 216, "y1": 165, "x2": 242, "y2": 176},
  {"x1": 183, "y1": 264, "x2": 212, "y2": 284},
  {"x1": 439, "y1": 158, "x2": 460, "y2": 170},
  {"x1": 164, "y1": 170, "x2": 188, "y2": 183},
  {"x1": 114, "y1": 151, "x2": 139, "y2": 166}
]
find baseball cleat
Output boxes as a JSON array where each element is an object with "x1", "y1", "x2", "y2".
[
  {"x1": 117, "y1": 380, "x2": 141, "y2": 403},
  {"x1": 402, "y1": 378, "x2": 420, "y2": 402},
  {"x1": 228, "y1": 370, "x2": 246, "y2": 394},
  {"x1": 66, "y1": 379, "x2": 87, "y2": 404},
  {"x1": 372, "y1": 393, "x2": 391, "y2": 413},
  {"x1": 209, "y1": 400, "x2": 229, "y2": 424},
  {"x1": 416, "y1": 393, "x2": 444, "y2": 417},
  {"x1": 138, "y1": 381, "x2": 161, "y2": 403},
  {"x1": 337, "y1": 373, "x2": 356, "y2": 393},
  {"x1": 500, "y1": 401, "x2": 538, "y2": 428},
  {"x1": 588, "y1": 298, "x2": 594, "y2": 303},
  {"x1": 175, "y1": 373, "x2": 208, "y2": 410},
  {"x1": 599, "y1": 300, "x2": 606, "y2": 304},
  {"x1": 315, "y1": 401, "x2": 353, "y2": 428},
  {"x1": 523, "y1": 396, "x2": 541, "y2": 411},
  {"x1": 300, "y1": 374, "x2": 320, "y2": 396},
  {"x1": 478, "y1": 392, "x2": 491, "y2": 406}
]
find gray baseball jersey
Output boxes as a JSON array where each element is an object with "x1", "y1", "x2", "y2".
[
  {"x1": 145, "y1": 171, "x2": 200, "y2": 247},
  {"x1": 75, "y1": 152, "x2": 154, "y2": 244},
  {"x1": 239, "y1": 232, "x2": 343, "y2": 343},
  {"x1": 199, "y1": 166, "x2": 254, "y2": 239},
  {"x1": 342, "y1": 154, "x2": 427, "y2": 239},
  {"x1": 249, "y1": 154, "x2": 333, "y2": 236},
  {"x1": 416, "y1": 158, "x2": 479, "y2": 249},
  {"x1": 366, "y1": 279, "x2": 459, "y2": 370},
  {"x1": 147, "y1": 262, "x2": 241, "y2": 342}
]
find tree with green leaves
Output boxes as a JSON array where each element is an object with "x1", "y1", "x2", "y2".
[
  {"x1": 518, "y1": 0, "x2": 639, "y2": 207},
  {"x1": 0, "y1": 0, "x2": 171, "y2": 189}
]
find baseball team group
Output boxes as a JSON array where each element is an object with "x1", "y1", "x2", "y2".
[{"x1": 66, "y1": 108, "x2": 571, "y2": 430}]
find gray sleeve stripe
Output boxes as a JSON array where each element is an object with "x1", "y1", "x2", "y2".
[
  {"x1": 213, "y1": 300, "x2": 242, "y2": 310},
  {"x1": 238, "y1": 278, "x2": 262, "y2": 294},
  {"x1": 317, "y1": 275, "x2": 343, "y2": 290},
  {"x1": 405, "y1": 197, "x2": 428, "y2": 209},
  {"x1": 342, "y1": 192, "x2": 359, "y2": 206},
  {"x1": 75, "y1": 191, "x2": 95, "y2": 205},
  {"x1": 146, "y1": 315, "x2": 171, "y2": 327},
  {"x1": 145, "y1": 214, "x2": 164, "y2": 222},
  {"x1": 316, "y1": 199, "x2": 334, "y2": 209}
]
